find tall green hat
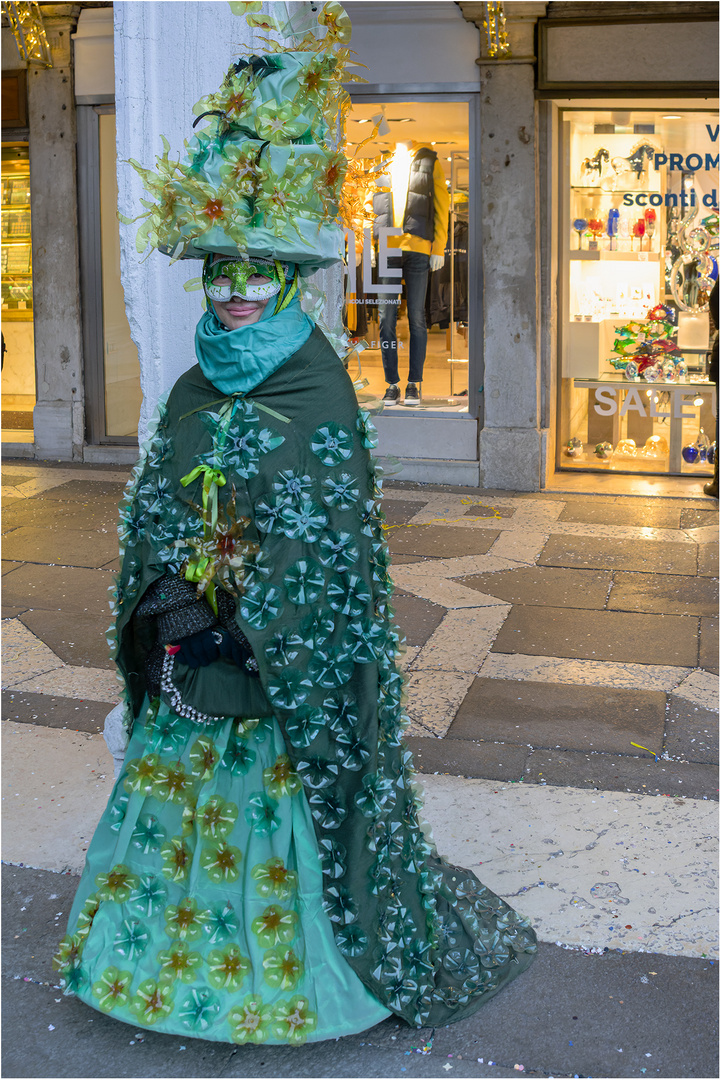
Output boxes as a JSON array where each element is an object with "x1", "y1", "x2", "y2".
[{"x1": 128, "y1": 2, "x2": 358, "y2": 276}]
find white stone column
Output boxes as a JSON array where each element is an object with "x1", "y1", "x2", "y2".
[
  {"x1": 114, "y1": 0, "x2": 341, "y2": 444},
  {"x1": 460, "y1": 2, "x2": 548, "y2": 491},
  {"x1": 114, "y1": 0, "x2": 255, "y2": 444},
  {"x1": 30, "y1": 4, "x2": 84, "y2": 460}
]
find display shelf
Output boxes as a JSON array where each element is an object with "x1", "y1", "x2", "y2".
[
  {"x1": 574, "y1": 376, "x2": 714, "y2": 389},
  {"x1": 569, "y1": 250, "x2": 660, "y2": 261},
  {"x1": 2, "y1": 187, "x2": 33, "y2": 320},
  {"x1": 570, "y1": 186, "x2": 660, "y2": 194}
]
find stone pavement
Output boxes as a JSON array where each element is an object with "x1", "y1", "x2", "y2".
[{"x1": 1, "y1": 460, "x2": 719, "y2": 1079}]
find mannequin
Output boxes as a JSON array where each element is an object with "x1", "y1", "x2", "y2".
[{"x1": 373, "y1": 142, "x2": 449, "y2": 405}]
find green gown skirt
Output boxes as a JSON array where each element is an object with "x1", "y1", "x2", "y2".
[{"x1": 56, "y1": 699, "x2": 391, "y2": 1044}]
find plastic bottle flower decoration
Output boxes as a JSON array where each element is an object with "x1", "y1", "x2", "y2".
[{"x1": 124, "y1": 1, "x2": 363, "y2": 271}]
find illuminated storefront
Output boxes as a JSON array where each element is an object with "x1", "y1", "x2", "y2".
[{"x1": 558, "y1": 107, "x2": 718, "y2": 479}]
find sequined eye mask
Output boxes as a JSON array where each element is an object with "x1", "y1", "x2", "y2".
[{"x1": 202, "y1": 255, "x2": 289, "y2": 302}]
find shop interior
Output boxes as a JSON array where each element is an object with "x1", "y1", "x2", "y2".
[
  {"x1": 345, "y1": 99, "x2": 471, "y2": 410},
  {"x1": 558, "y1": 107, "x2": 718, "y2": 479},
  {"x1": 2, "y1": 142, "x2": 34, "y2": 443}
]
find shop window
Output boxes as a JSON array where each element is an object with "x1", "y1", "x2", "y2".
[
  {"x1": 98, "y1": 111, "x2": 141, "y2": 438},
  {"x1": 1, "y1": 142, "x2": 34, "y2": 443},
  {"x1": 345, "y1": 98, "x2": 472, "y2": 410},
  {"x1": 558, "y1": 108, "x2": 719, "y2": 476},
  {"x1": 80, "y1": 106, "x2": 141, "y2": 443}
]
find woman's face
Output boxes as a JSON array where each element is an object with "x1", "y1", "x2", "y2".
[{"x1": 211, "y1": 265, "x2": 272, "y2": 330}]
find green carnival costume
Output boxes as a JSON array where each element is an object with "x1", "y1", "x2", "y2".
[{"x1": 55, "y1": 3, "x2": 536, "y2": 1045}]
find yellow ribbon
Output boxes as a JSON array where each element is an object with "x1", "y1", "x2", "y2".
[
  {"x1": 631, "y1": 742, "x2": 659, "y2": 761},
  {"x1": 180, "y1": 465, "x2": 226, "y2": 535}
]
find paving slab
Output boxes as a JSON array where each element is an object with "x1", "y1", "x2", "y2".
[
  {"x1": 1, "y1": 527, "x2": 119, "y2": 569},
  {"x1": 406, "y1": 736, "x2": 528, "y2": 781},
  {"x1": 2, "y1": 560, "x2": 24, "y2": 575},
  {"x1": 539, "y1": 534, "x2": 698, "y2": 575},
  {"x1": 2, "y1": 605, "x2": 29, "y2": 619},
  {"x1": 686, "y1": 523, "x2": 720, "y2": 545},
  {"x1": 11, "y1": 665, "x2": 121, "y2": 704},
  {"x1": 411, "y1": 607, "x2": 510, "y2": 674},
  {"x1": 558, "y1": 499, "x2": 682, "y2": 528},
  {"x1": 448, "y1": 679, "x2": 666, "y2": 756},
  {"x1": 2, "y1": 864, "x2": 718, "y2": 1079},
  {"x1": 1, "y1": 468, "x2": 36, "y2": 487},
  {"x1": 680, "y1": 507, "x2": 719, "y2": 529},
  {"x1": 388, "y1": 552, "x2": 425, "y2": 564},
  {"x1": 2, "y1": 564, "x2": 116, "y2": 617},
  {"x1": 673, "y1": 668, "x2": 720, "y2": 711},
  {"x1": 456, "y1": 566, "x2": 613, "y2": 609},
  {"x1": 18, "y1": 611, "x2": 114, "y2": 669},
  {"x1": 29, "y1": 479, "x2": 128, "y2": 501},
  {"x1": 463, "y1": 504, "x2": 516, "y2": 519},
  {"x1": 392, "y1": 589, "x2": 446, "y2": 646},
  {"x1": 525, "y1": 748, "x2": 719, "y2": 800},
  {"x1": 491, "y1": 606, "x2": 699, "y2": 667},
  {"x1": 2, "y1": 617, "x2": 63, "y2": 684},
  {"x1": 697, "y1": 540, "x2": 719, "y2": 576},
  {"x1": 381, "y1": 498, "x2": 427, "y2": 527},
  {"x1": 391, "y1": 562, "x2": 511, "y2": 610},
  {"x1": 404, "y1": 670, "x2": 476, "y2": 737},
  {"x1": 607, "y1": 571, "x2": 719, "y2": 616},
  {"x1": 699, "y1": 616, "x2": 719, "y2": 674},
  {"x1": 665, "y1": 695, "x2": 719, "y2": 765},
  {"x1": 1, "y1": 722, "x2": 113, "y2": 872},
  {"x1": 1, "y1": 497, "x2": 120, "y2": 535},
  {"x1": 479, "y1": 652, "x2": 692, "y2": 694},
  {"x1": 421, "y1": 775, "x2": 719, "y2": 957},
  {"x1": 485, "y1": 530, "x2": 548, "y2": 565},
  {"x1": 1, "y1": 691, "x2": 111, "y2": 734},
  {"x1": 387, "y1": 525, "x2": 501, "y2": 558}
]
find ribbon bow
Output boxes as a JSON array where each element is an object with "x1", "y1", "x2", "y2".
[{"x1": 180, "y1": 464, "x2": 226, "y2": 536}]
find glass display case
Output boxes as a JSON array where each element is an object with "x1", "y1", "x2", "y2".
[
  {"x1": 558, "y1": 108, "x2": 719, "y2": 476},
  {"x1": 1, "y1": 145, "x2": 32, "y2": 320},
  {"x1": 1, "y1": 143, "x2": 35, "y2": 441}
]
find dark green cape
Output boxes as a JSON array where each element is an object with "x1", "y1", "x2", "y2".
[{"x1": 112, "y1": 325, "x2": 536, "y2": 1027}]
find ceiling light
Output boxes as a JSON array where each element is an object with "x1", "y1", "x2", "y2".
[{"x1": 663, "y1": 115, "x2": 682, "y2": 119}]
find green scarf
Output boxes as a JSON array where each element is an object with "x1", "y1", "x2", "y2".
[{"x1": 194, "y1": 293, "x2": 314, "y2": 395}]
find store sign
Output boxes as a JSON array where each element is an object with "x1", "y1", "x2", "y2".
[
  {"x1": 593, "y1": 387, "x2": 716, "y2": 419},
  {"x1": 344, "y1": 226, "x2": 403, "y2": 303},
  {"x1": 622, "y1": 127, "x2": 719, "y2": 208},
  {"x1": 623, "y1": 189, "x2": 717, "y2": 208}
]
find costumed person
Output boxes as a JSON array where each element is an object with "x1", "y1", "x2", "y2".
[
  {"x1": 373, "y1": 141, "x2": 450, "y2": 406},
  {"x1": 54, "y1": 2, "x2": 536, "y2": 1045}
]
